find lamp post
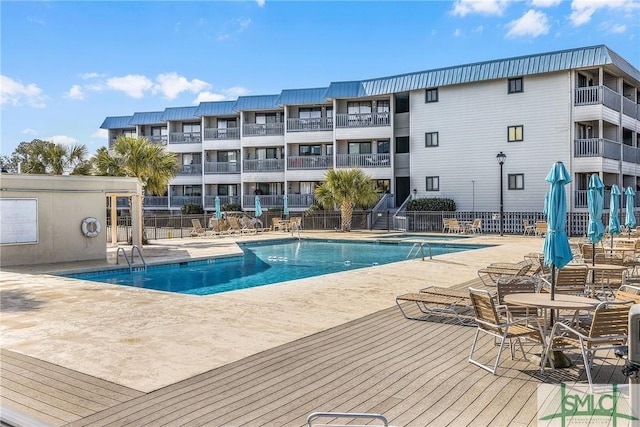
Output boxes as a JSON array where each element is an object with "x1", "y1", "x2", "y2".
[{"x1": 496, "y1": 152, "x2": 507, "y2": 236}]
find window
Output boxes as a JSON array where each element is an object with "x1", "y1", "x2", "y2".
[
  {"x1": 425, "y1": 132, "x2": 439, "y2": 147},
  {"x1": 396, "y1": 136, "x2": 409, "y2": 154},
  {"x1": 299, "y1": 145, "x2": 321, "y2": 156},
  {"x1": 299, "y1": 108, "x2": 321, "y2": 119},
  {"x1": 395, "y1": 93, "x2": 409, "y2": 113},
  {"x1": 218, "y1": 184, "x2": 237, "y2": 196},
  {"x1": 123, "y1": 130, "x2": 136, "y2": 138},
  {"x1": 255, "y1": 113, "x2": 278, "y2": 124},
  {"x1": 373, "y1": 180, "x2": 390, "y2": 194},
  {"x1": 326, "y1": 144, "x2": 333, "y2": 156},
  {"x1": 426, "y1": 176, "x2": 439, "y2": 191},
  {"x1": 151, "y1": 126, "x2": 167, "y2": 136},
  {"x1": 425, "y1": 88, "x2": 438, "y2": 103},
  {"x1": 376, "y1": 140, "x2": 390, "y2": 154},
  {"x1": 348, "y1": 142, "x2": 372, "y2": 154},
  {"x1": 508, "y1": 174, "x2": 524, "y2": 190},
  {"x1": 183, "y1": 123, "x2": 201, "y2": 133},
  {"x1": 347, "y1": 102, "x2": 372, "y2": 114},
  {"x1": 217, "y1": 119, "x2": 237, "y2": 129},
  {"x1": 508, "y1": 125, "x2": 523, "y2": 142},
  {"x1": 217, "y1": 151, "x2": 237, "y2": 162},
  {"x1": 376, "y1": 100, "x2": 390, "y2": 113},
  {"x1": 508, "y1": 78, "x2": 523, "y2": 93}
]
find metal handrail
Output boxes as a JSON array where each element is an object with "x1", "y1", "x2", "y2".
[
  {"x1": 393, "y1": 194, "x2": 413, "y2": 231},
  {"x1": 307, "y1": 412, "x2": 388, "y2": 427},
  {"x1": 116, "y1": 247, "x2": 131, "y2": 268},
  {"x1": 367, "y1": 193, "x2": 390, "y2": 229},
  {"x1": 131, "y1": 245, "x2": 147, "y2": 270},
  {"x1": 407, "y1": 242, "x2": 433, "y2": 261}
]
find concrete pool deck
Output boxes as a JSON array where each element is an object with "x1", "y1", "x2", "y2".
[{"x1": 0, "y1": 231, "x2": 546, "y2": 393}]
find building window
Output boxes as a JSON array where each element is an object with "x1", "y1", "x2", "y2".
[
  {"x1": 425, "y1": 132, "x2": 439, "y2": 147},
  {"x1": 508, "y1": 78, "x2": 523, "y2": 93},
  {"x1": 425, "y1": 88, "x2": 438, "y2": 103},
  {"x1": 426, "y1": 176, "x2": 439, "y2": 191},
  {"x1": 508, "y1": 125, "x2": 523, "y2": 142},
  {"x1": 299, "y1": 108, "x2": 321, "y2": 119},
  {"x1": 396, "y1": 136, "x2": 409, "y2": 154},
  {"x1": 508, "y1": 174, "x2": 524, "y2": 190},
  {"x1": 182, "y1": 123, "x2": 201, "y2": 133},
  {"x1": 299, "y1": 145, "x2": 321, "y2": 156},
  {"x1": 376, "y1": 100, "x2": 390, "y2": 113},
  {"x1": 377, "y1": 140, "x2": 390, "y2": 154},
  {"x1": 347, "y1": 101, "x2": 372, "y2": 114},
  {"x1": 348, "y1": 142, "x2": 372, "y2": 154},
  {"x1": 122, "y1": 130, "x2": 136, "y2": 138},
  {"x1": 255, "y1": 113, "x2": 278, "y2": 124}
]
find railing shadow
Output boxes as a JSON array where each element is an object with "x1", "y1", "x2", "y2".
[{"x1": 1, "y1": 289, "x2": 47, "y2": 312}]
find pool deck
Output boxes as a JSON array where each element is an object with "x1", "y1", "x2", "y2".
[{"x1": 0, "y1": 231, "x2": 629, "y2": 425}]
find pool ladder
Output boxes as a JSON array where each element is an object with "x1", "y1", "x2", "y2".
[
  {"x1": 406, "y1": 242, "x2": 433, "y2": 261},
  {"x1": 116, "y1": 245, "x2": 147, "y2": 272}
]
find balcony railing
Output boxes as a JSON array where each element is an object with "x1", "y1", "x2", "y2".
[
  {"x1": 336, "y1": 153, "x2": 391, "y2": 168},
  {"x1": 286, "y1": 193, "x2": 317, "y2": 208},
  {"x1": 242, "y1": 123, "x2": 284, "y2": 137},
  {"x1": 623, "y1": 145, "x2": 640, "y2": 164},
  {"x1": 170, "y1": 196, "x2": 202, "y2": 206},
  {"x1": 169, "y1": 132, "x2": 202, "y2": 144},
  {"x1": 575, "y1": 190, "x2": 614, "y2": 209},
  {"x1": 287, "y1": 155, "x2": 332, "y2": 170},
  {"x1": 574, "y1": 138, "x2": 621, "y2": 160},
  {"x1": 243, "y1": 158, "x2": 285, "y2": 172},
  {"x1": 204, "y1": 195, "x2": 240, "y2": 208},
  {"x1": 204, "y1": 161, "x2": 240, "y2": 174},
  {"x1": 286, "y1": 117, "x2": 333, "y2": 132},
  {"x1": 203, "y1": 127, "x2": 240, "y2": 140},
  {"x1": 177, "y1": 164, "x2": 202, "y2": 175},
  {"x1": 335, "y1": 112, "x2": 390, "y2": 128},
  {"x1": 622, "y1": 97, "x2": 640, "y2": 120},
  {"x1": 143, "y1": 196, "x2": 169, "y2": 207},
  {"x1": 243, "y1": 194, "x2": 285, "y2": 208},
  {"x1": 141, "y1": 135, "x2": 168, "y2": 145},
  {"x1": 574, "y1": 86, "x2": 621, "y2": 112}
]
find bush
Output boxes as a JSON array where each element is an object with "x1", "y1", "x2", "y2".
[
  {"x1": 407, "y1": 197, "x2": 456, "y2": 211},
  {"x1": 181, "y1": 203, "x2": 204, "y2": 214},
  {"x1": 221, "y1": 203, "x2": 241, "y2": 212}
]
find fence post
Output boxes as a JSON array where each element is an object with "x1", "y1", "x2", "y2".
[{"x1": 180, "y1": 214, "x2": 183, "y2": 238}]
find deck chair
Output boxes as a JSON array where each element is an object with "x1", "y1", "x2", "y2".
[
  {"x1": 209, "y1": 218, "x2": 232, "y2": 236},
  {"x1": 535, "y1": 221, "x2": 548, "y2": 237},
  {"x1": 523, "y1": 220, "x2": 535, "y2": 236},
  {"x1": 468, "y1": 288, "x2": 546, "y2": 375},
  {"x1": 272, "y1": 218, "x2": 287, "y2": 231},
  {"x1": 542, "y1": 300, "x2": 632, "y2": 390},
  {"x1": 447, "y1": 219, "x2": 464, "y2": 234},
  {"x1": 395, "y1": 286, "x2": 474, "y2": 325},
  {"x1": 227, "y1": 216, "x2": 255, "y2": 234},
  {"x1": 540, "y1": 265, "x2": 589, "y2": 296},
  {"x1": 496, "y1": 276, "x2": 541, "y2": 321},
  {"x1": 289, "y1": 217, "x2": 302, "y2": 231},
  {"x1": 477, "y1": 261, "x2": 532, "y2": 286},
  {"x1": 468, "y1": 218, "x2": 482, "y2": 234},
  {"x1": 190, "y1": 219, "x2": 212, "y2": 237},
  {"x1": 615, "y1": 284, "x2": 640, "y2": 304}
]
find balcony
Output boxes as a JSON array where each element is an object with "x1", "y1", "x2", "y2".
[
  {"x1": 336, "y1": 153, "x2": 391, "y2": 168},
  {"x1": 286, "y1": 193, "x2": 317, "y2": 208},
  {"x1": 143, "y1": 196, "x2": 169, "y2": 207},
  {"x1": 574, "y1": 86, "x2": 620, "y2": 112},
  {"x1": 203, "y1": 128, "x2": 240, "y2": 140},
  {"x1": 142, "y1": 135, "x2": 167, "y2": 145},
  {"x1": 286, "y1": 117, "x2": 333, "y2": 132},
  {"x1": 169, "y1": 132, "x2": 202, "y2": 144},
  {"x1": 622, "y1": 97, "x2": 640, "y2": 120},
  {"x1": 623, "y1": 145, "x2": 640, "y2": 164},
  {"x1": 170, "y1": 196, "x2": 202, "y2": 207},
  {"x1": 574, "y1": 189, "x2": 628, "y2": 209},
  {"x1": 335, "y1": 112, "x2": 390, "y2": 128},
  {"x1": 177, "y1": 164, "x2": 202, "y2": 176},
  {"x1": 204, "y1": 195, "x2": 240, "y2": 208},
  {"x1": 574, "y1": 138, "x2": 621, "y2": 160},
  {"x1": 243, "y1": 158, "x2": 285, "y2": 172},
  {"x1": 204, "y1": 161, "x2": 240, "y2": 174},
  {"x1": 243, "y1": 123, "x2": 284, "y2": 137},
  {"x1": 287, "y1": 155, "x2": 332, "y2": 170},
  {"x1": 243, "y1": 194, "x2": 285, "y2": 208}
]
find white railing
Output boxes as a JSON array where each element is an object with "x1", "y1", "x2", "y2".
[
  {"x1": 286, "y1": 117, "x2": 333, "y2": 132},
  {"x1": 242, "y1": 123, "x2": 284, "y2": 136},
  {"x1": 143, "y1": 196, "x2": 169, "y2": 207},
  {"x1": 169, "y1": 132, "x2": 202, "y2": 143},
  {"x1": 243, "y1": 158, "x2": 285, "y2": 172},
  {"x1": 243, "y1": 194, "x2": 284, "y2": 208},
  {"x1": 574, "y1": 138, "x2": 621, "y2": 160},
  {"x1": 170, "y1": 196, "x2": 202, "y2": 206},
  {"x1": 575, "y1": 86, "x2": 621, "y2": 111},
  {"x1": 177, "y1": 164, "x2": 202, "y2": 175},
  {"x1": 204, "y1": 195, "x2": 239, "y2": 207},
  {"x1": 203, "y1": 127, "x2": 240, "y2": 140},
  {"x1": 141, "y1": 135, "x2": 167, "y2": 145},
  {"x1": 335, "y1": 112, "x2": 390, "y2": 128},
  {"x1": 286, "y1": 194, "x2": 316, "y2": 207},
  {"x1": 336, "y1": 153, "x2": 391, "y2": 168},
  {"x1": 287, "y1": 155, "x2": 332, "y2": 169},
  {"x1": 204, "y1": 161, "x2": 240, "y2": 174}
]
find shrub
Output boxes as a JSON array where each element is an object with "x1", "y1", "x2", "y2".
[
  {"x1": 222, "y1": 203, "x2": 241, "y2": 212},
  {"x1": 181, "y1": 203, "x2": 204, "y2": 214},
  {"x1": 407, "y1": 197, "x2": 456, "y2": 211}
]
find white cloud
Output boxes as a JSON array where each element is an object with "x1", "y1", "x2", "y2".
[
  {"x1": 569, "y1": 0, "x2": 638, "y2": 26},
  {"x1": 454, "y1": 28, "x2": 462, "y2": 36},
  {"x1": 452, "y1": 0, "x2": 511, "y2": 17},
  {"x1": 194, "y1": 92, "x2": 228, "y2": 103},
  {"x1": 80, "y1": 72, "x2": 104, "y2": 79},
  {"x1": 92, "y1": 129, "x2": 108, "y2": 139},
  {"x1": 47, "y1": 135, "x2": 78, "y2": 145},
  {"x1": 609, "y1": 23, "x2": 627, "y2": 33},
  {"x1": 27, "y1": 16, "x2": 45, "y2": 25},
  {"x1": 530, "y1": 0, "x2": 562, "y2": 7},
  {"x1": 474, "y1": 25, "x2": 485, "y2": 33},
  {"x1": 223, "y1": 86, "x2": 250, "y2": 98},
  {"x1": 106, "y1": 75, "x2": 154, "y2": 99},
  {"x1": 0, "y1": 75, "x2": 47, "y2": 108},
  {"x1": 153, "y1": 72, "x2": 211, "y2": 100},
  {"x1": 22, "y1": 128, "x2": 39, "y2": 135},
  {"x1": 65, "y1": 85, "x2": 84, "y2": 100},
  {"x1": 238, "y1": 18, "x2": 252, "y2": 31},
  {"x1": 506, "y1": 9, "x2": 550, "y2": 38},
  {"x1": 256, "y1": 0, "x2": 265, "y2": 7}
]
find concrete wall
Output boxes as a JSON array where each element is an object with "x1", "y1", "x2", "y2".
[{"x1": 0, "y1": 174, "x2": 141, "y2": 267}]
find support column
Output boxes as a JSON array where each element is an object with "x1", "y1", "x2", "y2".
[
  {"x1": 110, "y1": 195, "x2": 117, "y2": 246},
  {"x1": 130, "y1": 195, "x2": 143, "y2": 250}
]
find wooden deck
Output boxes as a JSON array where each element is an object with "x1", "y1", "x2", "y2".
[{"x1": 1, "y1": 279, "x2": 629, "y2": 427}]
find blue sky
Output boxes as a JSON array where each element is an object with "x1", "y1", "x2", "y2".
[{"x1": 1, "y1": 0, "x2": 639, "y2": 156}]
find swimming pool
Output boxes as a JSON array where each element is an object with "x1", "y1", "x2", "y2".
[
  {"x1": 64, "y1": 239, "x2": 488, "y2": 296},
  {"x1": 375, "y1": 233, "x2": 471, "y2": 241}
]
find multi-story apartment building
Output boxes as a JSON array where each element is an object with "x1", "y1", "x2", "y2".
[{"x1": 101, "y1": 45, "x2": 640, "y2": 216}]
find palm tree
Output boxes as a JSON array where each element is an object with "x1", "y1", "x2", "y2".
[
  {"x1": 315, "y1": 168, "x2": 380, "y2": 231},
  {"x1": 92, "y1": 136, "x2": 179, "y2": 195},
  {"x1": 15, "y1": 139, "x2": 89, "y2": 175}
]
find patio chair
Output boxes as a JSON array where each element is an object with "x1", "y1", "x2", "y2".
[
  {"x1": 289, "y1": 217, "x2": 302, "y2": 231},
  {"x1": 447, "y1": 219, "x2": 465, "y2": 234},
  {"x1": 534, "y1": 221, "x2": 548, "y2": 237},
  {"x1": 523, "y1": 220, "x2": 536, "y2": 236},
  {"x1": 539, "y1": 265, "x2": 589, "y2": 296},
  {"x1": 496, "y1": 276, "x2": 541, "y2": 321},
  {"x1": 272, "y1": 218, "x2": 287, "y2": 232},
  {"x1": 442, "y1": 218, "x2": 453, "y2": 233},
  {"x1": 477, "y1": 261, "x2": 532, "y2": 286},
  {"x1": 468, "y1": 218, "x2": 482, "y2": 234},
  {"x1": 468, "y1": 287, "x2": 546, "y2": 375},
  {"x1": 395, "y1": 286, "x2": 474, "y2": 325},
  {"x1": 541, "y1": 300, "x2": 632, "y2": 390},
  {"x1": 190, "y1": 219, "x2": 213, "y2": 237},
  {"x1": 227, "y1": 216, "x2": 256, "y2": 234},
  {"x1": 614, "y1": 284, "x2": 640, "y2": 304}
]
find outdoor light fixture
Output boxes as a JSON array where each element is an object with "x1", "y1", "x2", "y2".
[
  {"x1": 413, "y1": 188, "x2": 417, "y2": 199},
  {"x1": 496, "y1": 152, "x2": 507, "y2": 236}
]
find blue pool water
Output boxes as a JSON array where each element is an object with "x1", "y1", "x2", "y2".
[
  {"x1": 375, "y1": 233, "x2": 471, "y2": 241},
  {"x1": 64, "y1": 239, "x2": 487, "y2": 296}
]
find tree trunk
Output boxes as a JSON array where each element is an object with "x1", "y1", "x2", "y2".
[{"x1": 341, "y1": 201, "x2": 353, "y2": 231}]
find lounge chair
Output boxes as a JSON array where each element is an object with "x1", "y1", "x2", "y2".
[
  {"x1": 468, "y1": 287, "x2": 546, "y2": 375},
  {"x1": 477, "y1": 261, "x2": 532, "y2": 286},
  {"x1": 227, "y1": 216, "x2": 256, "y2": 234},
  {"x1": 542, "y1": 300, "x2": 632, "y2": 390},
  {"x1": 395, "y1": 286, "x2": 474, "y2": 325},
  {"x1": 272, "y1": 218, "x2": 288, "y2": 232},
  {"x1": 190, "y1": 219, "x2": 213, "y2": 237}
]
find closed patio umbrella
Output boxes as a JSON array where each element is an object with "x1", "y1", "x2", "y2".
[
  {"x1": 255, "y1": 195, "x2": 263, "y2": 218},
  {"x1": 608, "y1": 184, "x2": 621, "y2": 247},
  {"x1": 626, "y1": 186, "x2": 636, "y2": 238},
  {"x1": 543, "y1": 161, "x2": 573, "y2": 302},
  {"x1": 283, "y1": 194, "x2": 289, "y2": 217},
  {"x1": 586, "y1": 174, "x2": 605, "y2": 265},
  {"x1": 214, "y1": 196, "x2": 222, "y2": 219},
  {"x1": 543, "y1": 192, "x2": 549, "y2": 216}
]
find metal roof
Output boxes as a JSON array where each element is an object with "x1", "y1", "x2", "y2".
[
  {"x1": 194, "y1": 101, "x2": 238, "y2": 117},
  {"x1": 234, "y1": 95, "x2": 281, "y2": 111},
  {"x1": 277, "y1": 88, "x2": 330, "y2": 106},
  {"x1": 100, "y1": 116, "x2": 133, "y2": 129},
  {"x1": 326, "y1": 45, "x2": 640, "y2": 98},
  {"x1": 160, "y1": 106, "x2": 199, "y2": 121},
  {"x1": 130, "y1": 111, "x2": 165, "y2": 125}
]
